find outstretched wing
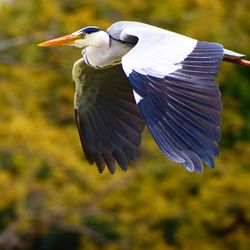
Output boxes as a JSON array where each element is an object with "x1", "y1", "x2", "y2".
[
  {"x1": 118, "y1": 21, "x2": 224, "y2": 172},
  {"x1": 73, "y1": 59, "x2": 145, "y2": 174}
]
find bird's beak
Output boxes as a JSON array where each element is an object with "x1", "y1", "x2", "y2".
[{"x1": 38, "y1": 34, "x2": 80, "y2": 47}]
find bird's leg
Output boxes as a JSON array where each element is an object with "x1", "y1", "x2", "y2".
[{"x1": 223, "y1": 57, "x2": 250, "y2": 67}]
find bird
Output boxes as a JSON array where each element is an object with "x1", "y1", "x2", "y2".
[{"x1": 38, "y1": 21, "x2": 250, "y2": 174}]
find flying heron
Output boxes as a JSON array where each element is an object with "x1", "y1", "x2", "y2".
[{"x1": 38, "y1": 21, "x2": 250, "y2": 174}]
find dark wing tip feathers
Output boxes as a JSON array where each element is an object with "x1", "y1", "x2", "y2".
[
  {"x1": 75, "y1": 107, "x2": 143, "y2": 175},
  {"x1": 76, "y1": 109, "x2": 140, "y2": 174}
]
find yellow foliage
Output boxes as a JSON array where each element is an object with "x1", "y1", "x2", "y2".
[{"x1": 0, "y1": 0, "x2": 250, "y2": 249}]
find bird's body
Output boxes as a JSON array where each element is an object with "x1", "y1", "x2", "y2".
[{"x1": 39, "y1": 21, "x2": 250, "y2": 174}]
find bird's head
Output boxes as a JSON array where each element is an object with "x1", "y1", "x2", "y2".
[{"x1": 38, "y1": 26, "x2": 108, "y2": 49}]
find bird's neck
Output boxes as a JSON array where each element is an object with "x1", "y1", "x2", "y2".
[{"x1": 83, "y1": 38, "x2": 134, "y2": 69}]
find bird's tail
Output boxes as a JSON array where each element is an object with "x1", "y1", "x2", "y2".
[{"x1": 223, "y1": 57, "x2": 250, "y2": 67}]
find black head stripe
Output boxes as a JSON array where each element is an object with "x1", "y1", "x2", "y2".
[{"x1": 81, "y1": 26, "x2": 101, "y2": 34}]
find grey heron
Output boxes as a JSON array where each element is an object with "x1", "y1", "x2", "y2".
[{"x1": 38, "y1": 21, "x2": 250, "y2": 174}]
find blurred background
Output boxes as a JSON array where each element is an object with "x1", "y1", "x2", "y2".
[{"x1": 0, "y1": 0, "x2": 250, "y2": 249}]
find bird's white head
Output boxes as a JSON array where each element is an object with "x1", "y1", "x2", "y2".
[{"x1": 38, "y1": 26, "x2": 109, "y2": 49}]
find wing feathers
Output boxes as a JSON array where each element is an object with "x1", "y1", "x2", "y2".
[
  {"x1": 167, "y1": 103, "x2": 221, "y2": 144},
  {"x1": 121, "y1": 26, "x2": 224, "y2": 172},
  {"x1": 112, "y1": 149, "x2": 128, "y2": 170},
  {"x1": 74, "y1": 62, "x2": 145, "y2": 173}
]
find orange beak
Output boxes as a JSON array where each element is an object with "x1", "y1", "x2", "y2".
[{"x1": 38, "y1": 34, "x2": 80, "y2": 47}]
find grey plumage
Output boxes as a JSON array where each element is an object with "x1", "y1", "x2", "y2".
[{"x1": 38, "y1": 21, "x2": 249, "y2": 174}]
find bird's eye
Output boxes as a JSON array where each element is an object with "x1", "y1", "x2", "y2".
[{"x1": 79, "y1": 32, "x2": 86, "y2": 38}]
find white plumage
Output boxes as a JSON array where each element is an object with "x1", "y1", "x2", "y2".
[{"x1": 119, "y1": 22, "x2": 197, "y2": 76}]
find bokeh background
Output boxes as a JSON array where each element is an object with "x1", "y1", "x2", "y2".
[{"x1": 0, "y1": 0, "x2": 250, "y2": 249}]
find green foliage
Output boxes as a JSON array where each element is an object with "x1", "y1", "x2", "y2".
[{"x1": 0, "y1": 0, "x2": 250, "y2": 249}]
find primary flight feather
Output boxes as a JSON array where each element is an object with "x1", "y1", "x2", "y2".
[{"x1": 38, "y1": 21, "x2": 250, "y2": 174}]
